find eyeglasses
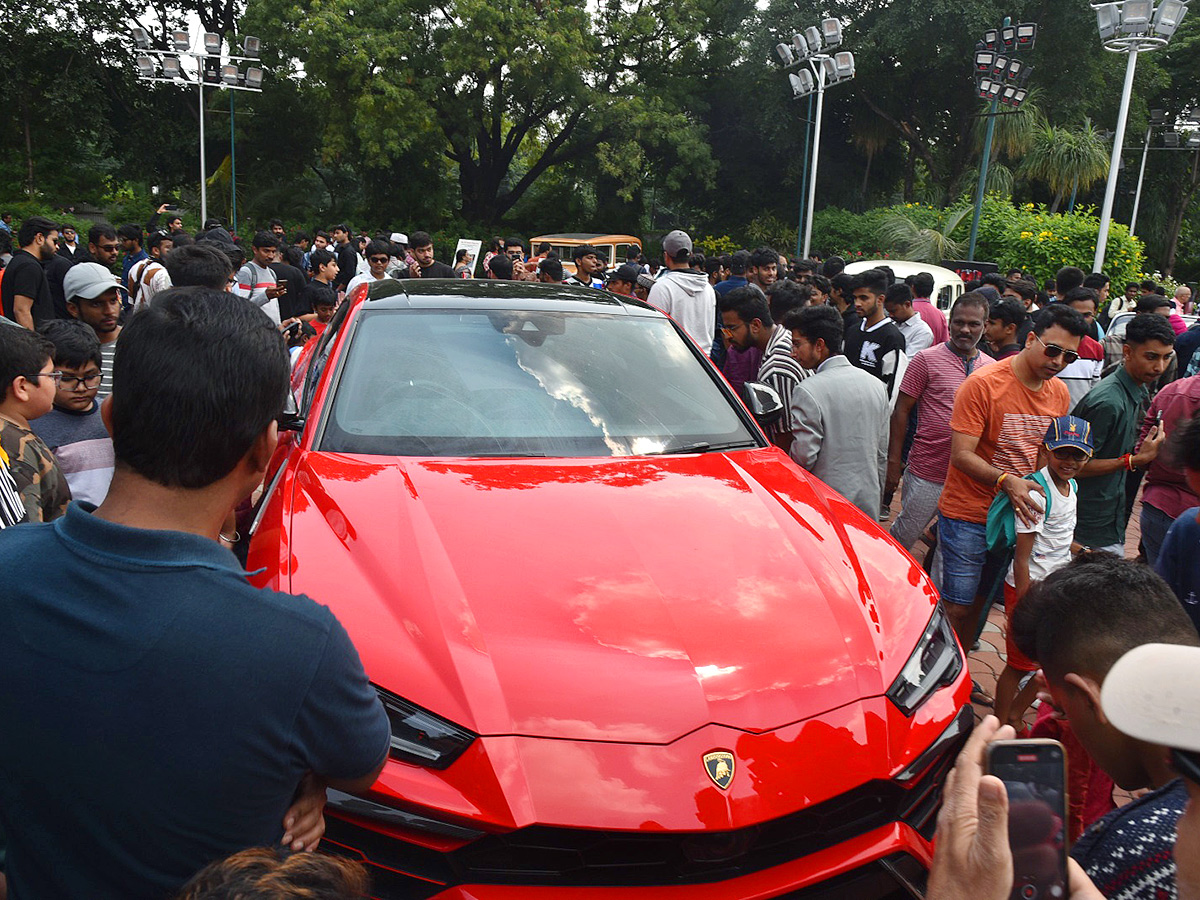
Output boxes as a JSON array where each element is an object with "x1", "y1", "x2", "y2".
[
  {"x1": 368, "y1": 255, "x2": 389, "y2": 263},
  {"x1": 1034, "y1": 334, "x2": 1079, "y2": 365},
  {"x1": 1050, "y1": 447, "x2": 1089, "y2": 462},
  {"x1": 28, "y1": 371, "x2": 63, "y2": 385},
  {"x1": 59, "y1": 373, "x2": 103, "y2": 391},
  {"x1": 96, "y1": 243, "x2": 119, "y2": 253}
]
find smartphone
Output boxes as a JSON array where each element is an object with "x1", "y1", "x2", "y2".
[
  {"x1": 277, "y1": 279, "x2": 289, "y2": 294},
  {"x1": 986, "y1": 739, "x2": 1068, "y2": 900},
  {"x1": 164, "y1": 204, "x2": 179, "y2": 211}
]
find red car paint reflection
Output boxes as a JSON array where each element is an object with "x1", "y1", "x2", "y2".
[{"x1": 249, "y1": 280, "x2": 971, "y2": 898}]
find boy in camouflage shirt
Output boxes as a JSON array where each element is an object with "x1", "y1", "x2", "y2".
[{"x1": 0, "y1": 325, "x2": 71, "y2": 524}]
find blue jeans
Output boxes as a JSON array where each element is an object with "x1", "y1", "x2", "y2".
[
  {"x1": 934, "y1": 513, "x2": 988, "y2": 606},
  {"x1": 1141, "y1": 502, "x2": 1176, "y2": 568}
]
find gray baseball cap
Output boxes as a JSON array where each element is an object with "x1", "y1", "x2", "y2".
[
  {"x1": 663, "y1": 229, "x2": 693, "y2": 259},
  {"x1": 63, "y1": 262, "x2": 121, "y2": 303}
]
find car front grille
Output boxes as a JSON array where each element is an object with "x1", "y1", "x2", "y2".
[{"x1": 321, "y1": 709, "x2": 966, "y2": 896}]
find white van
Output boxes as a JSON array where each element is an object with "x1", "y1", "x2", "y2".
[{"x1": 843, "y1": 260, "x2": 965, "y2": 319}]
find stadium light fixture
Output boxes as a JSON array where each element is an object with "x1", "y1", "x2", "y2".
[
  {"x1": 172, "y1": 30, "x2": 190, "y2": 51},
  {"x1": 821, "y1": 18, "x2": 842, "y2": 48}
]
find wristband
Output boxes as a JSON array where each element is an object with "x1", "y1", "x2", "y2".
[
  {"x1": 1122, "y1": 453, "x2": 1134, "y2": 471},
  {"x1": 996, "y1": 472, "x2": 1008, "y2": 489}
]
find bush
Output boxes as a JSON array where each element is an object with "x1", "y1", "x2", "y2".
[
  {"x1": 973, "y1": 197, "x2": 1143, "y2": 287},
  {"x1": 812, "y1": 203, "x2": 942, "y2": 259}
]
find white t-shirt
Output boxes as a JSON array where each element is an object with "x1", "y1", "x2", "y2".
[
  {"x1": 894, "y1": 314, "x2": 934, "y2": 357},
  {"x1": 345, "y1": 272, "x2": 393, "y2": 297},
  {"x1": 1006, "y1": 467, "x2": 1077, "y2": 586}
]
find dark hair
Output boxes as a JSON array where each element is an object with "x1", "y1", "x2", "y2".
[
  {"x1": 110, "y1": 287, "x2": 289, "y2": 488},
  {"x1": 853, "y1": 268, "x2": 889, "y2": 297},
  {"x1": 281, "y1": 245, "x2": 304, "y2": 269},
  {"x1": 748, "y1": 247, "x2": 778, "y2": 270},
  {"x1": 1170, "y1": 416, "x2": 1200, "y2": 472},
  {"x1": 988, "y1": 296, "x2": 1028, "y2": 328},
  {"x1": 174, "y1": 846, "x2": 368, "y2": 900},
  {"x1": 455, "y1": 248, "x2": 470, "y2": 264},
  {"x1": 703, "y1": 256, "x2": 721, "y2": 276},
  {"x1": 169, "y1": 232, "x2": 194, "y2": 249},
  {"x1": 1031, "y1": 304, "x2": 1087, "y2": 338},
  {"x1": 487, "y1": 254, "x2": 514, "y2": 279},
  {"x1": 830, "y1": 272, "x2": 854, "y2": 295},
  {"x1": 1055, "y1": 266, "x2": 1086, "y2": 295},
  {"x1": 251, "y1": 231, "x2": 279, "y2": 250},
  {"x1": 308, "y1": 248, "x2": 335, "y2": 272},
  {"x1": 1126, "y1": 282, "x2": 1140, "y2": 292},
  {"x1": 719, "y1": 287, "x2": 773, "y2": 329},
  {"x1": 39, "y1": 319, "x2": 101, "y2": 369},
  {"x1": 1005, "y1": 278, "x2": 1037, "y2": 303},
  {"x1": 409, "y1": 231, "x2": 433, "y2": 250},
  {"x1": 292, "y1": 230, "x2": 310, "y2": 244},
  {"x1": 332, "y1": 223, "x2": 350, "y2": 235},
  {"x1": 1012, "y1": 554, "x2": 1200, "y2": 683},
  {"x1": 314, "y1": 230, "x2": 330, "y2": 241},
  {"x1": 782, "y1": 304, "x2": 843, "y2": 354},
  {"x1": 884, "y1": 283, "x2": 913, "y2": 307},
  {"x1": 947, "y1": 291, "x2": 989, "y2": 320},
  {"x1": 980, "y1": 272, "x2": 1008, "y2": 292},
  {"x1": 909, "y1": 271, "x2": 935, "y2": 298},
  {"x1": 86, "y1": 223, "x2": 117, "y2": 247},
  {"x1": 268, "y1": 218, "x2": 284, "y2": 229},
  {"x1": 0, "y1": 326, "x2": 55, "y2": 401},
  {"x1": 1141, "y1": 279, "x2": 1158, "y2": 293},
  {"x1": 364, "y1": 239, "x2": 390, "y2": 259},
  {"x1": 1063, "y1": 286, "x2": 1100, "y2": 310},
  {"x1": 819, "y1": 255, "x2": 846, "y2": 278},
  {"x1": 809, "y1": 273, "x2": 831, "y2": 295},
  {"x1": 1005, "y1": 267, "x2": 1026, "y2": 279},
  {"x1": 766, "y1": 279, "x2": 809, "y2": 322},
  {"x1": 18, "y1": 216, "x2": 59, "y2": 248},
  {"x1": 146, "y1": 230, "x2": 172, "y2": 253},
  {"x1": 505, "y1": 236, "x2": 524, "y2": 251},
  {"x1": 1124, "y1": 311, "x2": 1177, "y2": 347},
  {"x1": 538, "y1": 257, "x2": 563, "y2": 281},
  {"x1": 1083, "y1": 272, "x2": 1110, "y2": 291},
  {"x1": 117, "y1": 223, "x2": 143, "y2": 245},
  {"x1": 1136, "y1": 295, "x2": 1172, "y2": 315},
  {"x1": 165, "y1": 244, "x2": 234, "y2": 290},
  {"x1": 729, "y1": 250, "x2": 750, "y2": 274}
]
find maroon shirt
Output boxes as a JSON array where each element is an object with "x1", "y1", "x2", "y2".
[
  {"x1": 912, "y1": 297, "x2": 949, "y2": 345},
  {"x1": 1139, "y1": 375, "x2": 1200, "y2": 517}
]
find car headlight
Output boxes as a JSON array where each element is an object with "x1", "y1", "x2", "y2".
[
  {"x1": 374, "y1": 685, "x2": 477, "y2": 770},
  {"x1": 886, "y1": 607, "x2": 963, "y2": 716}
]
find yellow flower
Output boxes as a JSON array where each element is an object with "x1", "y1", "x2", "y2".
[{"x1": 1020, "y1": 231, "x2": 1034, "y2": 239}]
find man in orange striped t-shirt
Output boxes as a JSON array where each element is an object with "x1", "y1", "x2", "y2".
[{"x1": 935, "y1": 304, "x2": 1088, "y2": 647}]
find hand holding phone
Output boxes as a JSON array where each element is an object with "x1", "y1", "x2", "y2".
[{"x1": 987, "y1": 739, "x2": 1068, "y2": 900}]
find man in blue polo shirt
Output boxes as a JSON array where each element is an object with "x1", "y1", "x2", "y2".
[{"x1": 0, "y1": 286, "x2": 391, "y2": 900}]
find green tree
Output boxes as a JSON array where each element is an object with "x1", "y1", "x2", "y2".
[{"x1": 1018, "y1": 119, "x2": 1110, "y2": 213}]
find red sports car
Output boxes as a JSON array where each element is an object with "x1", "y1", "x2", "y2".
[{"x1": 247, "y1": 279, "x2": 971, "y2": 899}]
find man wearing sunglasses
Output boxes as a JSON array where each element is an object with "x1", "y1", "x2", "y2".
[
  {"x1": 935, "y1": 304, "x2": 1087, "y2": 649},
  {"x1": 344, "y1": 239, "x2": 395, "y2": 298},
  {"x1": 1071, "y1": 313, "x2": 1175, "y2": 556}
]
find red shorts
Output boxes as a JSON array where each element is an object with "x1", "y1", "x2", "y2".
[{"x1": 1004, "y1": 581, "x2": 1038, "y2": 672}]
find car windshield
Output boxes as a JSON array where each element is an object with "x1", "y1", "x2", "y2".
[{"x1": 320, "y1": 308, "x2": 759, "y2": 458}]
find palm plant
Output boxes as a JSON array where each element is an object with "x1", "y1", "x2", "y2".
[
  {"x1": 876, "y1": 206, "x2": 971, "y2": 264},
  {"x1": 1019, "y1": 118, "x2": 1110, "y2": 213}
]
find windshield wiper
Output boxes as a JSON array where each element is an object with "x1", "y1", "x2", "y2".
[{"x1": 639, "y1": 439, "x2": 759, "y2": 456}]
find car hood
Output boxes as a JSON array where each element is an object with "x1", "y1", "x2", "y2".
[{"x1": 285, "y1": 449, "x2": 936, "y2": 744}]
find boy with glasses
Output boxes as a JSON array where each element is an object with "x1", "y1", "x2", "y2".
[
  {"x1": 0, "y1": 324, "x2": 70, "y2": 524},
  {"x1": 344, "y1": 240, "x2": 395, "y2": 297},
  {"x1": 31, "y1": 320, "x2": 114, "y2": 505}
]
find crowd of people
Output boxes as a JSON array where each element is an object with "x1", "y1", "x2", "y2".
[{"x1": 1, "y1": 206, "x2": 1200, "y2": 899}]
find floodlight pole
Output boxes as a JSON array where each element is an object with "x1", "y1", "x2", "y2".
[
  {"x1": 230, "y1": 91, "x2": 238, "y2": 233},
  {"x1": 802, "y1": 64, "x2": 827, "y2": 260},
  {"x1": 1094, "y1": 47, "x2": 1139, "y2": 272},
  {"x1": 1128, "y1": 124, "x2": 1152, "y2": 236},
  {"x1": 795, "y1": 93, "x2": 814, "y2": 259},
  {"x1": 967, "y1": 16, "x2": 1010, "y2": 263},
  {"x1": 198, "y1": 77, "x2": 208, "y2": 225}
]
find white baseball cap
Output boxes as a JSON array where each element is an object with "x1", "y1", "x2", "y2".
[
  {"x1": 63, "y1": 263, "x2": 121, "y2": 303},
  {"x1": 1102, "y1": 643, "x2": 1200, "y2": 754}
]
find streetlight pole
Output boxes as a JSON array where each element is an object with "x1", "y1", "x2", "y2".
[
  {"x1": 803, "y1": 66, "x2": 827, "y2": 261},
  {"x1": 1129, "y1": 124, "x2": 1152, "y2": 236},
  {"x1": 775, "y1": 20, "x2": 854, "y2": 261},
  {"x1": 1094, "y1": 48, "x2": 1139, "y2": 271},
  {"x1": 967, "y1": 16, "x2": 1036, "y2": 262},
  {"x1": 1090, "y1": 0, "x2": 1190, "y2": 272},
  {"x1": 131, "y1": 28, "x2": 264, "y2": 229}
]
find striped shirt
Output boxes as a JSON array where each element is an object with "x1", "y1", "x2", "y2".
[
  {"x1": 97, "y1": 339, "x2": 118, "y2": 402},
  {"x1": 899, "y1": 342, "x2": 995, "y2": 484},
  {"x1": 235, "y1": 261, "x2": 281, "y2": 324},
  {"x1": 755, "y1": 325, "x2": 808, "y2": 439}
]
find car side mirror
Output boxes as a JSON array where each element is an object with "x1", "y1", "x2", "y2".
[
  {"x1": 740, "y1": 381, "x2": 784, "y2": 427},
  {"x1": 278, "y1": 390, "x2": 305, "y2": 433}
]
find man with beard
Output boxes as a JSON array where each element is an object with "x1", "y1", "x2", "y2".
[
  {"x1": 64, "y1": 263, "x2": 123, "y2": 401},
  {"x1": 2, "y1": 216, "x2": 59, "y2": 329}
]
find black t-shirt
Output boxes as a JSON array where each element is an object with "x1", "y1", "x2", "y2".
[
  {"x1": 334, "y1": 242, "x2": 358, "y2": 291},
  {"x1": 419, "y1": 261, "x2": 456, "y2": 279},
  {"x1": 1, "y1": 249, "x2": 55, "y2": 325},
  {"x1": 270, "y1": 261, "x2": 310, "y2": 320},
  {"x1": 44, "y1": 253, "x2": 74, "y2": 319},
  {"x1": 843, "y1": 317, "x2": 907, "y2": 397},
  {"x1": 841, "y1": 305, "x2": 861, "y2": 334}
]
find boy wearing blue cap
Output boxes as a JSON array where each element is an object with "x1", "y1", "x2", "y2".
[{"x1": 995, "y1": 414, "x2": 1093, "y2": 729}]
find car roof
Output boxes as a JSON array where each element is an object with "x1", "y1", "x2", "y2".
[
  {"x1": 361, "y1": 277, "x2": 661, "y2": 316},
  {"x1": 531, "y1": 233, "x2": 642, "y2": 243},
  {"x1": 843, "y1": 259, "x2": 965, "y2": 284}
]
